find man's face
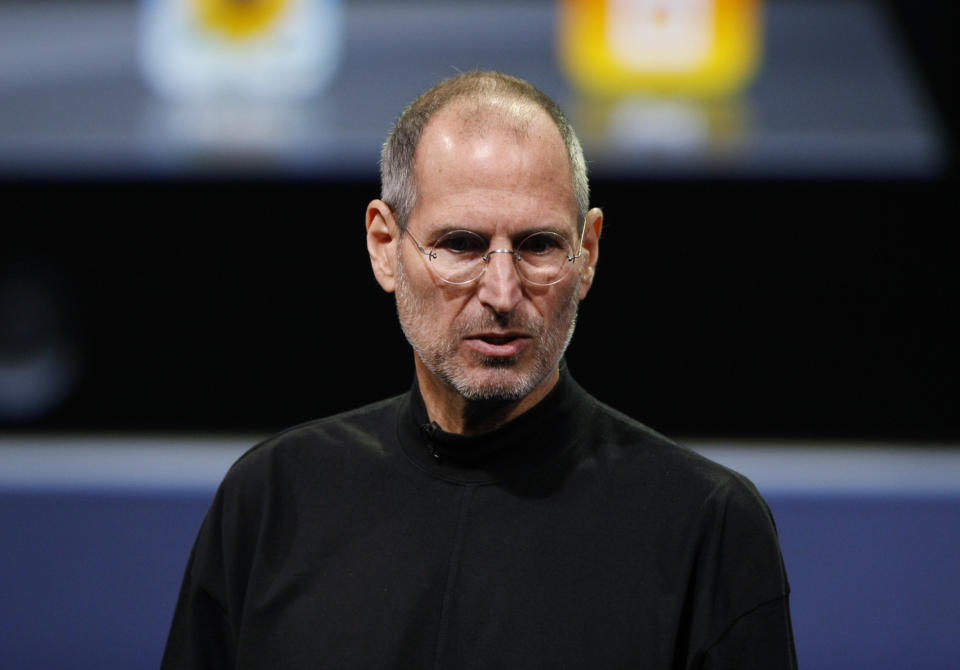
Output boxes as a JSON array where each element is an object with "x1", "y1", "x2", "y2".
[{"x1": 393, "y1": 105, "x2": 590, "y2": 403}]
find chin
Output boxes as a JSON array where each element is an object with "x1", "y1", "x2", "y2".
[
  {"x1": 447, "y1": 358, "x2": 546, "y2": 403},
  {"x1": 455, "y1": 381, "x2": 531, "y2": 404}
]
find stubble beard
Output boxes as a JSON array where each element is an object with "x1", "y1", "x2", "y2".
[{"x1": 395, "y1": 255, "x2": 580, "y2": 404}]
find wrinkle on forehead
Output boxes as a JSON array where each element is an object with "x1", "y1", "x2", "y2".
[
  {"x1": 418, "y1": 97, "x2": 572, "y2": 178},
  {"x1": 412, "y1": 95, "x2": 578, "y2": 223}
]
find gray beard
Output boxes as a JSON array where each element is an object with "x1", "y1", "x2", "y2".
[{"x1": 395, "y1": 256, "x2": 580, "y2": 404}]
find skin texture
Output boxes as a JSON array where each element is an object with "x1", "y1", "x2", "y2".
[{"x1": 367, "y1": 99, "x2": 602, "y2": 434}]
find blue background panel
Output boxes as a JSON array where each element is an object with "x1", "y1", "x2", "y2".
[
  {"x1": 0, "y1": 492, "x2": 212, "y2": 670},
  {"x1": 2, "y1": 484, "x2": 959, "y2": 669}
]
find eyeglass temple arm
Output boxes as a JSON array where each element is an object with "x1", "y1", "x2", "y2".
[
  {"x1": 569, "y1": 218, "x2": 589, "y2": 261},
  {"x1": 405, "y1": 230, "x2": 437, "y2": 260}
]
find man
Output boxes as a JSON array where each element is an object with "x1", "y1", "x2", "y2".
[{"x1": 162, "y1": 71, "x2": 797, "y2": 669}]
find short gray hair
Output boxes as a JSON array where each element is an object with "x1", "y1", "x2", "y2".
[{"x1": 380, "y1": 71, "x2": 589, "y2": 232}]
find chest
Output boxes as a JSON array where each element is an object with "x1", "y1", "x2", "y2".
[{"x1": 233, "y1": 479, "x2": 700, "y2": 669}]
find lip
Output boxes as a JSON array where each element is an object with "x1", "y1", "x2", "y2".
[{"x1": 464, "y1": 332, "x2": 531, "y2": 357}]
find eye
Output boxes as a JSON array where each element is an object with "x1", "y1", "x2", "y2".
[
  {"x1": 520, "y1": 232, "x2": 566, "y2": 255},
  {"x1": 434, "y1": 231, "x2": 487, "y2": 255}
]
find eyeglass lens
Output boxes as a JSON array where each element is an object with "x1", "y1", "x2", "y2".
[{"x1": 428, "y1": 230, "x2": 573, "y2": 285}]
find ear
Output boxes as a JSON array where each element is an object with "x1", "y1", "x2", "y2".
[
  {"x1": 577, "y1": 207, "x2": 603, "y2": 300},
  {"x1": 366, "y1": 199, "x2": 400, "y2": 293}
]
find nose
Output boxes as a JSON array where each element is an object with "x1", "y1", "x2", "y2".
[{"x1": 476, "y1": 250, "x2": 523, "y2": 316}]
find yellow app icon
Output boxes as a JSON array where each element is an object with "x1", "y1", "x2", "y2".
[
  {"x1": 559, "y1": 0, "x2": 762, "y2": 97},
  {"x1": 193, "y1": 0, "x2": 291, "y2": 40}
]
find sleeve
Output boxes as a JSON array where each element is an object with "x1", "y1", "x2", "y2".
[
  {"x1": 702, "y1": 596, "x2": 797, "y2": 670},
  {"x1": 686, "y1": 473, "x2": 798, "y2": 670},
  {"x1": 160, "y1": 482, "x2": 242, "y2": 670},
  {"x1": 160, "y1": 550, "x2": 237, "y2": 670}
]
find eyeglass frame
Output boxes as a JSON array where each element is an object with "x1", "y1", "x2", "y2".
[{"x1": 403, "y1": 221, "x2": 589, "y2": 286}]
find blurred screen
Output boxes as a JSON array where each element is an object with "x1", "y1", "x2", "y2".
[
  {"x1": 0, "y1": 0, "x2": 948, "y2": 179},
  {"x1": 0, "y1": 0, "x2": 955, "y2": 437}
]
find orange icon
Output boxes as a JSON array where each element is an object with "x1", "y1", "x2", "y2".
[{"x1": 559, "y1": 0, "x2": 763, "y2": 97}]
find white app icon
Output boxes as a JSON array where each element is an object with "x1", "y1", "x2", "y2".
[
  {"x1": 139, "y1": 0, "x2": 343, "y2": 100},
  {"x1": 607, "y1": 0, "x2": 714, "y2": 71}
]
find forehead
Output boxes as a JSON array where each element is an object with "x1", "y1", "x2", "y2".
[{"x1": 412, "y1": 100, "x2": 578, "y2": 230}]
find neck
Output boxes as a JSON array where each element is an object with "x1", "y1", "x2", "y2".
[{"x1": 414, "y1": 359, "x2": 560, "y2": 435}]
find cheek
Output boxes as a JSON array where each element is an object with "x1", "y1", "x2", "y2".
[
  {"x1": 577, "y1": 280, "x2": 590, "y2": 301},
  {"x1": 414, "y1": 288, "x2": 474, "y2": 339},
  {"x1": 544, "y1": 281, "x2": 580, "y2": 318},
  {"x1": 438, "y1": 286, "x2": 483, "y2": 320}
]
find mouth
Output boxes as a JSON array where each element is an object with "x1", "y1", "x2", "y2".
[{"x1": 465, "y1": 332, "x2": 530, "y2": 358}]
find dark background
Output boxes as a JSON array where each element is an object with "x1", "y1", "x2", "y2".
[{"x1": 1, "y1": 0, "x2": 956, "y2": 441}]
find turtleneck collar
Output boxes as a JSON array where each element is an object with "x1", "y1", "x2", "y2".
[{"x1": 396, "y1": 363, "x2": 593, "y2": 484}]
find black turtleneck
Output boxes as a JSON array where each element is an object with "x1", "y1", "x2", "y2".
[
  {"x1": 400, "y1": 364, "x2": 589, "y2": 484},
  {"x1": 162, "y1": 367, "x2": 797, "y2": 670}
]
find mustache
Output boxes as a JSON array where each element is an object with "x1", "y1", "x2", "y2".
[{"x1": 456, "y1": 309, "x2": 542, "y2": 337}]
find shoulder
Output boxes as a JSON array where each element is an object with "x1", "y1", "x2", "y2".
[
  {"x1": 587, "y1": 398, "x2": 747, "y2": 487},
  {"x1": 580, "y1": 394, "x2": 776, "y2": 527},
  {"x1": 220, "y1": 393, "x2": 406, "y2": 498},
  {"x1": 185, "y1": 394, "x2": 408, "y2": 594},
  {"x1": 577, "y1": 391, "x2": 792, "y2": 654},
  {"x1": 586, "y1": 390, "x2": 785, "y2": 540}
]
